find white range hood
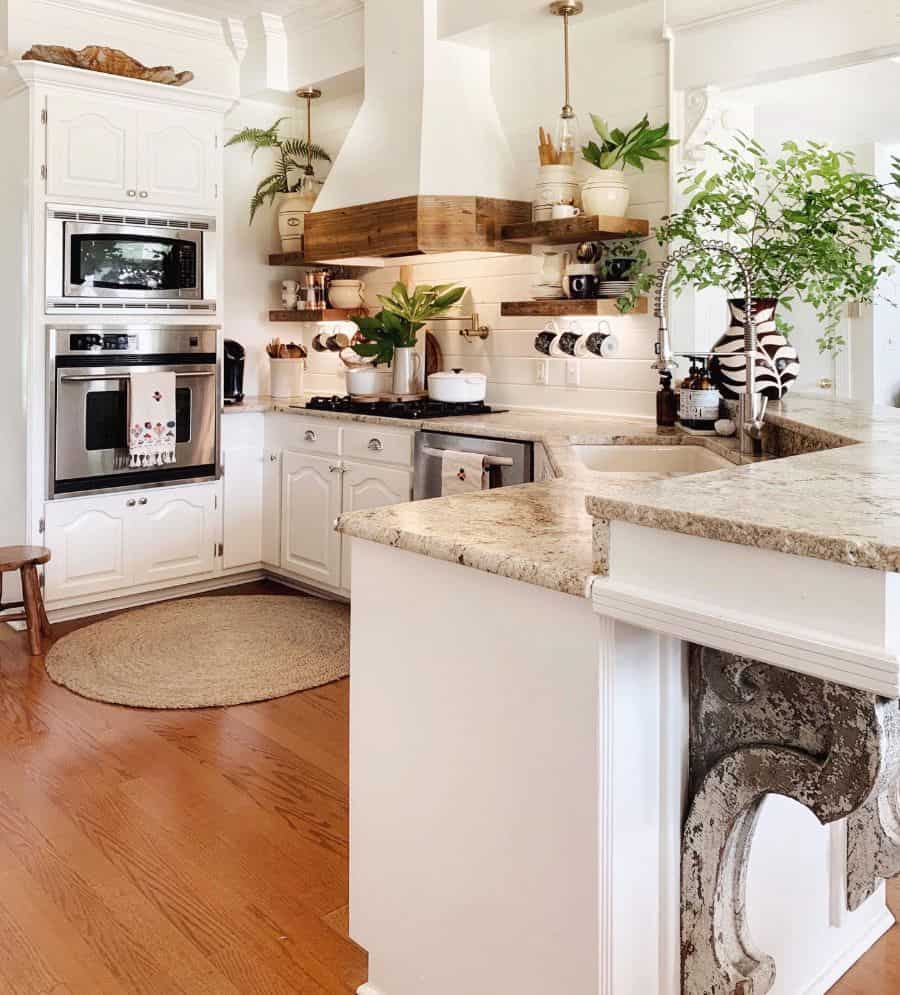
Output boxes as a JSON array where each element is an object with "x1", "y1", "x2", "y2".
[{"x1": 304, "y1": 0, "x2": 530, "y2": 260}]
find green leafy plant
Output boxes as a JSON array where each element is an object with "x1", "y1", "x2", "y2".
[
  {"x1": 655, "y1": 135, "x2": 900, "y2": 354},
  {"x1": 582, "y1": 114, "x2": 677, "y2": 171},
  {"x1": 225, "y1": 117, "x2": 332, "y2": 223},
  {"x1": 599, "y1": 237, "x2": 655, "y2": 314},
  {"x1": 352, "y1": 282, "x2": 466, "y2": 365}
]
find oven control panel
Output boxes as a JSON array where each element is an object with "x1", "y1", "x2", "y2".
[{"x1": 68, "y1": 332, "x2": 139, "y2": 352}]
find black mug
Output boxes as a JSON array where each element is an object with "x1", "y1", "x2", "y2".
[
  {"x1": 565, "y1": 273, "x2": 599, "y2": 299},
  {"x1": 534, "y1": 330, "x2": 557, "y2": 356},
  {"x1": 558, "y1": 331, "x2": 580, "y2": 356}
]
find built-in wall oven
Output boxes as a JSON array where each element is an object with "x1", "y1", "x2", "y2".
[
  {"x1": 46, "y1": 207, "x2": 217, "y2": 314},
  {"x1": 48, "y1": 326, "x2": 220, "y2": 498}
]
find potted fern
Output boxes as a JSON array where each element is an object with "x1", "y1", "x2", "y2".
[
  {"x1": 580, "y1": 113, "x2": 676, "y2": 217},
  {"x1": 225, "y1": 117, "x2": 331, "y2": 251}
]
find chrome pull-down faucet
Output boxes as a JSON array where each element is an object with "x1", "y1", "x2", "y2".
[{"x1": 652, "y1": 239, "x2": 766, "y2": 458}]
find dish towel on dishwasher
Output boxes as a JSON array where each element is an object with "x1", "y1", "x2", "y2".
[
  {"x1": 440, "y1": 449, "x2": 487, "y2": 495},
  {"x1": 128, "y1": 370, "x2": 177, "y2": 467}
]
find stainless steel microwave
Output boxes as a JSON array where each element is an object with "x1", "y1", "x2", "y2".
[{"x1": 46, "y1": 206, "x2": 217, "y2": 314}]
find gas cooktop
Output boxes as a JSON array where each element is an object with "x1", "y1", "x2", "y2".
[{"x1": 298, "y1": 396, "x2": 507, "y2": 421}]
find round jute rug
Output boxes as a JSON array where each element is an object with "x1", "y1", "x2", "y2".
[{"x1": 45, "y1": 595, "x2": 350, "y2": 709}]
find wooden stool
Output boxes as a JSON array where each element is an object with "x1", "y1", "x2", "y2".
[{"x1": 0, "y1": 546, "x2": 52, "y2": 655}]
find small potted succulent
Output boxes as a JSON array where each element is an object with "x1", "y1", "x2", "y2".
[
  {"x1": 580, "y1": 113, "x2": 677, "y2": 217},
  {"x1": 352, "y1": 282, "x2": 465, "y2": 395}
]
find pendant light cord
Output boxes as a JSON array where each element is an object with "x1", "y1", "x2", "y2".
[{"x1": 562, "y1": 10, "x2": 572, "y2": 116}]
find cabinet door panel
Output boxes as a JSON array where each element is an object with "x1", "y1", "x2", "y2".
[
  {"x1": 133, "y1": 487, "x2": 217, "y2": 587},
  {"x1": 46, "y1": 94, "x2": 137, "y2": 202},
  {"x1": 44, "y1": 495, "x2": 132, "y2": 600},
  {"x1": 340, "y1": 462, "x2": 411, "y2": 591},
  {"x1": 137, "y1": 109, "x2": 217, "y2": 210},
  {"x1": 281, "y1": 451, "x2": 342, "y2": 588},
  {"x1": 223, "y1": 447, "x2": 262, "y2": 570},
  {"x1": 262, "y1": 450, "x2": 282, "y2": 567}
]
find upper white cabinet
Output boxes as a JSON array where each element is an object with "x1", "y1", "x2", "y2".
[
  {"x1": 137, "y1": 108, "x2": 219, "y2": 209},
  {"x1": 45, "y1": 93, "x2": 137, "y2": 203},
  {"x1": 281, "y1": 450, "x2": 343, "y2": 589},
  {"x1": 44, "y1": 93, "x2": 219, "y2": 210}
]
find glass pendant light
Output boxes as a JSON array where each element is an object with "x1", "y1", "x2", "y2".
[
  {"x1": 295, "y1": 86, "x2": 323, "y2": 210},
  {"x1": 549, "y1": 2, "x2": 583, "y2": 165}
]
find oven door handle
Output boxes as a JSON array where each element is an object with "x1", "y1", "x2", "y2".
[{"x1": 59, "y1": 371, "x2": 216, "y2": 382}]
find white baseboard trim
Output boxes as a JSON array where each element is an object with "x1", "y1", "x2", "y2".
[{"x1": 801, "y1": 907, "x2": 895, "y2": 995}]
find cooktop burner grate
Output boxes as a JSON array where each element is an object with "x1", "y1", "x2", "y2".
[{"x1": 300, "y1": 396, "x2": 507, "y2": 420}]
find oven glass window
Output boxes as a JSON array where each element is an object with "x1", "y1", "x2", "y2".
[
  {"x1": 70, "y1": 234, "x2": 198, "y2": 292},
  {"x1": 85, "y1": 387, "x2": 192, "y2": 451}
]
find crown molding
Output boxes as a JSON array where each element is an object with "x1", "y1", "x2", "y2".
[
  {"x1": 37, "y1": 0, "x2": 228, "y2": 43},
  {"x1": 8, "y1": 60, "x2": 236, "y2": 111},
  {"x1": 223, "y1": 17, "x2": 249, "y2": 65},
  {"x1": 667, "y1": 0, "x2": 799, "y2": 33},
  {"x1": 282, "y1": 0, "x2": 363, "y2": 33}
]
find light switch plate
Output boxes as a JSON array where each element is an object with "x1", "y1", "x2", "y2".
[
  {"x1": 535, "y1": 359, "x2": 549, "y2": 385},
  {"x1": 565, "y1": 359, "x2": 579, "y2": 387}
]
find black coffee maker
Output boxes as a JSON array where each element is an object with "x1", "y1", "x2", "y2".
[{"x1": 223, "y1": 339, "x2": 245, "y2": 405}]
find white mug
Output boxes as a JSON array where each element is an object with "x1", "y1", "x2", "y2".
[{"x1": 551, "y1": 204, "x2": 582, "y2": 220}]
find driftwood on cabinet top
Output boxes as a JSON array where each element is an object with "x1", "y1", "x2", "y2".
[{"x1": 21, "y1": 45, "x2": 194, "y2": 86}]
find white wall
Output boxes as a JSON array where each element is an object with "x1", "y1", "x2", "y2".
[{"x1": 872, "y1": 143, "x2": 900, "y2": 406}]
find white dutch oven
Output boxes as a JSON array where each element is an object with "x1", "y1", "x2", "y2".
[{"x1": 428, "y1": 369, "x2": 487, "y2": 403}]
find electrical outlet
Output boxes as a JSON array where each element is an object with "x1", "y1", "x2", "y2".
[
  {"x1": 565, "y1": 359, "x2": 580, "y2": 387},
  {"x1": 535, "y1": 359, "x2": 549, "y2": 385}
]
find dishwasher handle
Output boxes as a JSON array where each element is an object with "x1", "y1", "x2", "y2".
[{"x1": 421, "y1": 445, "x2": 513, "y2": 468}]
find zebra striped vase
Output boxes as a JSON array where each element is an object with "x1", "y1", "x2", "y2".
[{"x1": 709, "y1": 298, "x2": 800, "y2": 401}]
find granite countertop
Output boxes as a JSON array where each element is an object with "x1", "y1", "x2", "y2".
[
  {"x1": 334, "y1": 408, "x2": 745, "y2": 598},
  {"x1": 586, "y1": 397, "x2": 900, "y2": 573}
]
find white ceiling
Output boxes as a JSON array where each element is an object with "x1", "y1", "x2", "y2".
[
  {"x1": 133, "y1": 0, "x2": 361, "y2": 23},
  {"x1": 730, "y1": 58, "x2": 900, "y2": 148}
]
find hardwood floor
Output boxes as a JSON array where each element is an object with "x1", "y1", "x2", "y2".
[{"x1": 0, "y1": 578, "x2": 897, "y2": 994}]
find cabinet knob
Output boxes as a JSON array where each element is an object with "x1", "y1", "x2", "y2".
[
  {"x1": 304, "y1": 430, "x2": 317, "y2": 442},
  {"x1": 368, "y1": 438, "x2": 384, "y2": 452},
  {"x1": 329, "y1": 464, "x2": 340, "y2": 473},
  {"x1": 269, "y1": 453, "x2": 279, "y2": 462},
  {"x1": 138, "y1": 496, "x2": 148, "y2": 506},
  {"x1": 817, "y1": 377, "x2": 834, "y2": 390},
  {"x1": 139, "y1": 190, "x2": 149, "y2": 198},
  {"x1": 126, "y1": 498, "x2": 136, "y2": 507},
  {"x1": 126, "y1": 189, "x2": 137, "y2": 197}
]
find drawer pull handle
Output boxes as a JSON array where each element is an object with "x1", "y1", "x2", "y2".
[
  {"x1": 126, "y1": 189, "x2": 137, "y2": 197},
  {"x1": 304, "y1": 430, "x2": 317, "y2": 442},
  {"x1": 368, "y1": 438, "x2": 384, "y2": 452},
  {"x1": 138, "y1": 497, "x2": 148, "y2": 506},
  {"x1": 139, "y1": 190, "x2": 149, "y2": 198},
  {"x1": 329, "y1": 464, "x2": 341, "y2": 473},
  {"x1": 126, "y1": 498, "x2": 136, "y2": 507}
]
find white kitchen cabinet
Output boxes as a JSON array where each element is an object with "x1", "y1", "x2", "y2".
[
  {"x1": 43, "y1": 482, "x2": 219, "y2": 604},
  {"x1": 262, "y1": 449, "x2": 282, "y2": 567},
  {"x1": 132, "y1": 487, "x2": 218, "y2": 587},
  {"x1": 222, "y1": 446, "x2": 263, "y2": 570},
  {"x1": 44, "y1": 491, "x2": 132, "y2": 600},
  {"x1": 45, "y1": 92, "x2": 137, "y2": 202},
  {"x1": 340, "y1": 461, "x2": 411, "y2": 590},
  {"x1": 281, "y1": 451, "x2": 343, "y2": 588},
  {"x1": 137, "y1": 108, "x2": 218, "y2": 210},
  {"x1": 44, "y1": 94, "x2": 218, "y2": 210}
]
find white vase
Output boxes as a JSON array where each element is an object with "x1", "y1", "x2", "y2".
[
  {"x1": 580, "y1": 169, "x2": 630, "y2": 218},
  {"x1": 533, "y1": 164, "x2": 580, "y2": 220},
  {"x1": 277, "y1": 188, "x2": 318, "y2": 252},
  {"x1": 269, "y1": 357, "x2": 305, "y2": 398}
]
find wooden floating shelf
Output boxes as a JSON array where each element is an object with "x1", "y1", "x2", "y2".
[
  {"x1": 268, "y1": 251, "x2": 308, "y2": 266},
  {"x1": 269, "y1": 308, "x2": 364, "y2": 322},
  {"x1": 499, "y1": 215, "x2": 650, "y2": 246},
  {"x1": 500, "y1": 298, "x2": 648, "y2": 318}
]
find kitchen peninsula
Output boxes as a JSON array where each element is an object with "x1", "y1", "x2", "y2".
[{"x1": 338, "y1": 394, "x2": 900, "y2": 995}]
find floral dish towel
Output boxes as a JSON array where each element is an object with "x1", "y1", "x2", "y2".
[{"x1": 128, "y1": 371, "x2": 177, "y2": 467}]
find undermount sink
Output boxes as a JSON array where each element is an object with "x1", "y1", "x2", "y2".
[{"x1": 572, "y1": 444, "x2": 733, "y2": 476}]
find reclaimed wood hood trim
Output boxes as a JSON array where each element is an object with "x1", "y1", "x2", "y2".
[{"x1": 303, "y1": 195, "x2": 533, "y2": 261}]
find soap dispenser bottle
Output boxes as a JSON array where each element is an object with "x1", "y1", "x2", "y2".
[{"x1": 656, "y1": 371, "x2": 677, "y2": 428}]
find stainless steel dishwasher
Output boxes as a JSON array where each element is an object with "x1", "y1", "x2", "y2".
[{"x1": 413, "y1": 431, "x2": 534, "y2": 500}]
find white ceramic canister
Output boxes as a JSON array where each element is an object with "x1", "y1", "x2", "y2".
[
  {"x1": 580, "y1": 168, "x2": 630, "y2": 218},
  {"x1": 269, "y1": 357, "x2": 305, "y2": 398},
  {"x1": 277, "y1": 186, "x2": 319, "y2": 251},
  {"x1": 328, "y1": 279, "x2": 367, "y2": 310},
  {"x1": 533, "y1": 164, "x2": 580, "y2": 220}
]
